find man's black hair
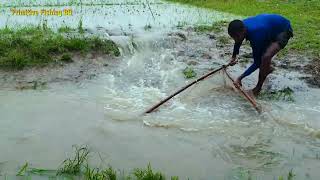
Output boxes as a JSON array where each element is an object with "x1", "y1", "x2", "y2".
[{"x1": 228, "y1": 20, "x2": 245, "y2": 36}]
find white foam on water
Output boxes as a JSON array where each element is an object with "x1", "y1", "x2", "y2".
[{"x1": 0, "y1": 1, "x2": 320, "y2": 179}]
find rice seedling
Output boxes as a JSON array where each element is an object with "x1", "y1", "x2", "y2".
[
  {"x1": 183, "y1": 67, "x2": 197, "y2": 79},
  {"x1": 78, "y1": 18, "x2": 85, "y2": 34}
]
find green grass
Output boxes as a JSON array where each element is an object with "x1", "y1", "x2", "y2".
[
  {"x1": 60, "y1": 53, "x2": 73, "y2": 63},
  {"x1": 167, "y1": 0, "x2": 320, "y2": 55},
  {"x1": 0, "y1": 26, "x2": 120, "y2": 70}
]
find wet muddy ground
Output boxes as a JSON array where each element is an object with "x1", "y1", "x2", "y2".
[
  {"x1": 0, "y1": 25, "x2": 315, "y2": 90},
  {"x1": 0, "y1": 1, "x2": 320, "y2": 180}
]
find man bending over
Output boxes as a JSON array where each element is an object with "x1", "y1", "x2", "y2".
[{"x1": 228, "y1": 14, "x2": 293, "y2": 96}]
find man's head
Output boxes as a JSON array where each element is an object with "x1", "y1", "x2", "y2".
[{"x1": 228, "y1": 20, "x2": 246, "y2": 43}]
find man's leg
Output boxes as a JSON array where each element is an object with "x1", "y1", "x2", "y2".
[
  {"x1": 252, "y1": 42, "x2": 281, "y2": 96},
  {"x1": 252, "y1": 30, "x2": 292, "y2": 96}
]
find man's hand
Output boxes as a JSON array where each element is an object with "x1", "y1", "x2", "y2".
[{"x1": 229, "y1": 57, "x2": 238, "y2": 66}]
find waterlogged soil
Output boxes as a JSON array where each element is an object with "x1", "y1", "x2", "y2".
[
  {"x1": 0, "y1": 53, "x2": 119, "y2": 90},
  {"x1": 0, "y1": 1, "x2": 320, "y2": 180},
  {"x1": 0, "y1": 25, "x2": 314, "y2": 90}
]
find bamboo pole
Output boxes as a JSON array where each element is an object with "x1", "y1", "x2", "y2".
[
  {"x1": 223, "y1": 69, "x2": 261, "y2": 113},
  {"x1": 144, "y1": 64, "x2": 230, "y2": 114}
]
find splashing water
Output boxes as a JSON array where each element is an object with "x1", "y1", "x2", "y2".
[{"x1": 0, "y1": 1, "x2": 320, "y2": 179}]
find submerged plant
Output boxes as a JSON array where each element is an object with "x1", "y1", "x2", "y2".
[
  {"x1": 144, "y1": 24, "x2": 152, "y2": 31},
  {"x1": 288, "y1": 169, "x2": 295, "y2": 180},
  {"x1": 57, "y1": 145, "x2": 90, "y2": 175},
  {"x1": 258, "y1": 87, "x2": 295, "y2": 102},
  {"x1": 16, "y1": 162, "x2": 28, "y2": 176},
  {"x1": 176, "y1": 21, "x2": 187, "y2": 29},
  {"x1": 183, "y1": 67, "x2": 197, "y2": 79},
  {"x1": 278, "y1": 169, "x2": 295, "y2": 180}
]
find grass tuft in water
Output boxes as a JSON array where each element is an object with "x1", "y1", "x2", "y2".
[
  {"x1": 144, "y1": 24, "x2": 152, "y2": 31},
  {"x1": 57, "y1": 145, "x2": 90, "y2": 175},
  {"x1": 183, "y1": 67, "x2": 197, "y2": 79},
  {"x1": 258, "y1": 87, "x2": 295, "y2": 102},
  {"x1": 85, "y1": 165, "x2": 118, "y2": 180},
  {"x1": 133, "y1": 163, "x2": 165, "y2": 180}
]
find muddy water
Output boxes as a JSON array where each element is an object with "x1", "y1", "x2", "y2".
[{"x1": 1, "y1": 1, "x2": 320, "y2": 180}]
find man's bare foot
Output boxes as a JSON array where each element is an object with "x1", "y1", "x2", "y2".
[
  {"x1": 252, "y1": 88, "x2": 260, "y2": 96},
  {"x1": 234, "y1": 78, "x2": 242, "y2": 88},
  {"x1": 269, "y1": 66, "x2": 275, "y2": 74}
]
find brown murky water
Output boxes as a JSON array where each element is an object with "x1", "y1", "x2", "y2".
[{"x1": 0, "y1": 0, "x2": 320, "y2": 179}]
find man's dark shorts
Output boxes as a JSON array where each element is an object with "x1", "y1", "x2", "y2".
[{"x1": 274, "y1": 30, "x2": 294, "y2": 49}]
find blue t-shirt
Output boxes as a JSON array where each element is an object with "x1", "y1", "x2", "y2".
[{"x1": 233, "y1": 14, "x2": 292, "y2": 77}]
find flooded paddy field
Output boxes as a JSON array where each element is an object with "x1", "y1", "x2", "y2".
[{"x1": 0, "y1": 0, "x2": 319, "y2": 179}]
